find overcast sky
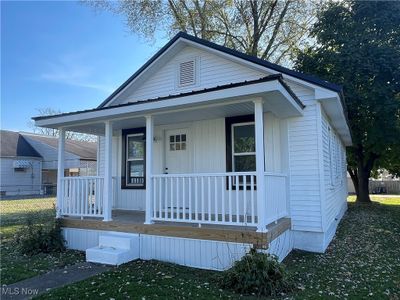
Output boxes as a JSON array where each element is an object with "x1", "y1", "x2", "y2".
[{"x1": 1, "y1": 1, "x2": 167, "y2": 132}]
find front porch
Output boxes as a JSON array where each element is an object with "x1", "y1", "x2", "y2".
[
  {"x1": 60, "y1": 209, "x2": 291, "y2": 248},
  {"x1": 38, "y1": 75, "x2": 303, "y2": 235}
]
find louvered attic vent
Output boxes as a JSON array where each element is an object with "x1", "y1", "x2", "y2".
[{"x1": 179, "y1": 60, "x2": 196, "y2": 86}]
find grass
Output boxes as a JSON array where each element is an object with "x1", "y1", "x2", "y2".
[
  {"x1": 37, "y1": 195, "x2": 400, "y2": 299},
  {"x1": 285, "y1": 195, "x2": 400, "y2": 299},
  {"x1": 0, "y1": 197, "x2": 85, "y2": 285}
]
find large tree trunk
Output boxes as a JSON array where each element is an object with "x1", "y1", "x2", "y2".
[
  {"x1": 356, "y1": 168, "x2": 371, "y2": 203},
  {"x1": 348, "y1": 146, "x2": 378, "y2": 203}
]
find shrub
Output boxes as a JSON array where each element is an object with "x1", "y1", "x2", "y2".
[
  {"x1": 15, "y1": 212, "x2": 66, "y2": 255},
  {"x1": 219, "y1": 248, "x2": 291, "y2": 297}
]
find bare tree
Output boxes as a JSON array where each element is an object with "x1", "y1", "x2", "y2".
[
  {"x1": 84, "y1": 0, "x2": 318, "y2": 65},
  {"x1": 29, "y1": 108, "x2": 97, "y2": 142}
]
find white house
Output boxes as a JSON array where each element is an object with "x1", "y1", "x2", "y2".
[{"x1": 33, "y1": 32, "x2": 351, "y2": 269}]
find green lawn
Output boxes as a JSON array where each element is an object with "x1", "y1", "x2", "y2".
[
  {"x1": 0, "y1": 198, "x2": 85, "y2": 285},
  {"x1": 37, "y1": 195, "x2": 400, "y2": 299}
]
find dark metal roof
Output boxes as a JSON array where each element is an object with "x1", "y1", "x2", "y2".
[
  {"x1": 98, "y1": 31, "x2": 343, "y2": 108},
  {"x1": 22, "y1": 133, "x2": 97, "y2": 160},
  {"x1": 33, "y1": 74, "x2": 304, "y2": 122},
  {"x1": 0, "y1": 130, "x2": 41, "y2": 158}
]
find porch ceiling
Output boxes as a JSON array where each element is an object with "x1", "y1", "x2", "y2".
[
  {"x1": 61, "y1": 95, "x2": 299, "y2": 136},
  {"x1": 34, "y1": 76, "x2": 304, "y2": 135}
]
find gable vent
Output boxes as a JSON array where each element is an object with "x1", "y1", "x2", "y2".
[{"x1": 179, "y1": 60, "x2": 196, "y2": 86}]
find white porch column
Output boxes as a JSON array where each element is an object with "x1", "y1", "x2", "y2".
[
  {"x1": 145, "y1": 115, "x2": 154, "y2": 224},
  {"x1": 103, "y1": 121, "x2": 113, "y2": 221},
  {"x1": 56, "y1": 128, "x2": 65, "y2": 218},
  {"x1": 254, "y1": 99, "x2": 267, "y2": 232}
]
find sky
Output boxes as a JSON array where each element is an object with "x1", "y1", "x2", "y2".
[{"x1": 1, "y1": 1, "x2": 168, "y2": 132}]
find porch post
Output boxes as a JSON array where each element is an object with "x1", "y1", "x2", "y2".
[
  {"x1": 145, "y1": 115, "x2": 154, "y2": 224},
  {"x1": 103, "y1": 121, "x2": 113, "y2": 221},
  {"x1": 56, "y1": 128, "x2": 65, "y2": 218},
  {"x1": 254, "y1": 99, "x2": 267, "y2": 232}
]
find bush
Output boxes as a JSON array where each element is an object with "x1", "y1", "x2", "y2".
[
  {"x1": 219, "y1": 248, "x2": 291, "y2": 297},
  {"x1": 15, "y1": 213, "x2": 66, "y2": 255}
]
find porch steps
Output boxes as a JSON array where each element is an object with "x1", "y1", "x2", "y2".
[{"x1": 86, "y1": 233, "x2": 140, "y2": 266}]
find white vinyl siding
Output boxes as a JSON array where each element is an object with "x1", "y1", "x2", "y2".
[
  {"x1": 114, "y1": 46, "x2": 267, "y2": 105},
  {"x1": 322, "y1": 110, "x2": 347, "y2": 230},
  {"x1": 287, "y1": 82, "x2": 323, "y2": 232}
]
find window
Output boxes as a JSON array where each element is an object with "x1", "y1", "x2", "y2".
[
  {"x1": 329, "y1": 127, "x2": 341, "y2": 187},
  {"x1": 169, "y1": 134, "x2": 187, "y2": 151},
  {"x1": 178, "y1": 59, "x2": 196, "y2": 87},
  {"x1": 122, "y1": 128, "x2": 146, "y2": 189},
  {"x1": 225, "y1": 115, "x2": 256, "y2": 189},
  {"x1": 231, "y1": 123, "x2": 256, "y2": 172}
]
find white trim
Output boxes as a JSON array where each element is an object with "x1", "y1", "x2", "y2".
[
  {"x1": 103, "y1": 121, "x2": 113, "y2": 221},
  {"x1": 145, "y1": 115, "x2": 154, "y2": 224},
  {"x1": 316, "y1": 102, "x2": 327, "y2": 231},
  {"x1": 35, "y1": 80, "x2": 302, "y2": 128},
  {"x1": 254, "y1": 99, "x2": 267, "y2": 232},
  {"x1": 56, "y1": 128, "x2": 65, "y2": 218}
]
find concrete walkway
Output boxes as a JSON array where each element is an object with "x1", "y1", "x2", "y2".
[{"x1": 1, "y1": 262, "x2": 111, "y2": 300}]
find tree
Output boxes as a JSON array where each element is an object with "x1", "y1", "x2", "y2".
[
  {"x1": 295, "y1": 1, "x2": 400, "y2": 202},
  {"x1": 29, "y1": 108, "x2": 97, "y2": 142},
  {"x1": 84, "y1": 0, "x2": 317, "y2": 65}
]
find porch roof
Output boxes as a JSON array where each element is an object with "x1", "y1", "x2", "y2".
[{"x1": 33, "y1": 74, "x2": 304, "y2": 134}]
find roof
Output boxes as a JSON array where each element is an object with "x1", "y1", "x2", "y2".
[
  {"x1": 33, "y1": 74, "x2": 304, "y2": 122},
  {"x1": 98, "y1": 31, "x2": 344, "y2": 108},
  {"x1": 21, "y1": 133, "x2": 97, "y2": 160},
  {"x1": 0, "y1": 130, "x2": 41, "y2": 158}
]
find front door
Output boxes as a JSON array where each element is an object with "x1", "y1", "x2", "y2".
[{"x1": 165, "y1": 128, "x2": 191, "y2": 174}]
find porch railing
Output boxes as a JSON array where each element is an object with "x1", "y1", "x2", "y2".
[
  {"x1": 264, "y1": 172, "x2": 288, "y2": 224},
  {"x1": 151, "y1": 172, "x2": 258, "y2": 226},
  {"x1": 59, "y1": 176, "x2": 104, "y2": 217}
]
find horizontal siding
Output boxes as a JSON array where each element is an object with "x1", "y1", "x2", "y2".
[
  {"x1": 0, "y1": 157, "x2": 42, "y2": 195},
  {"x1": 287, "y1": 82, "x2": 322, "y2": 232},
  {"x1": 321, "y1": 110, "x2": 347, "y2": 230},
  {"x1": 116, "y1": 46, "x2": 267, "y2": 104}
]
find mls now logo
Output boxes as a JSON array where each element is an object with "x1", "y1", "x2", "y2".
[{"x1": 1, "y1": 287, "x2": 39, "y2": 296}]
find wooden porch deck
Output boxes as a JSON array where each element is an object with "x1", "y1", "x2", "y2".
[{"x1": 61, "y1": 210, "x2": 291, "y2": 249}]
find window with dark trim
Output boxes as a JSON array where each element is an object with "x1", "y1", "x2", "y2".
[
  {"x1": 121, "y1": 128, "x2": 146, "y2": 189},
  {"x1": 225, "y1": 115, "x2": 256, "y2": 189}
]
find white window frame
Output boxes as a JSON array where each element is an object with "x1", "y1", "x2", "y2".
[
  {"x1": 231, "y1": 122, "x2": 256, "y2": 172},
  {"x1": 126, "y1": 133, "x2": 145, "y2": 187}
]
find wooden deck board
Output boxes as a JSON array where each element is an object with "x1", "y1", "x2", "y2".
[{"x1": 60, "y1": 210, "x2": 291, "y2": 249}]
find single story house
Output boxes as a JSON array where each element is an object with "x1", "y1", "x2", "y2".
[
  {"x1": 33, "y1": 32, "x2": 351, "y2": 269},
  {"x1": 0, "y1": 130, "x2": 97, "y2": 196}
]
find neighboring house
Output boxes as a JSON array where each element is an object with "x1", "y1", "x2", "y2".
[
  {"x1": 0, "y1": 130, "x2": 42, "y2": 196},
  {"x1": 21, "y1": 132, "x2": 97, "y2": 183},
  {"x1": 33, "y1": 32, "x2": 351, "y2": 269},
  {"x1": 0, "y1": 130, "x2": 97, "y2": 196}
]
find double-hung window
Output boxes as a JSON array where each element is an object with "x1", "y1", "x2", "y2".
[
  {"x1": 225, "y1": 115, "x2": 256, "y2": 189},
  {"x1": 231, "y1": 122, "x2": 256, "y2": 172},
  {"x1": 122, "y1": 128, "x2": 146, "y2": 189}
]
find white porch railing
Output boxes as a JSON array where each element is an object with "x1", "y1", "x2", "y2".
[
  {"x1": 265, "y1": 172, "x2": 288, "y2": 224},
  {"x1": 59, "y1": 176, "x2": 104, "y2": 217},
  {"x1": 151, "y1": 172, "x2": 258, "y2": 226}
]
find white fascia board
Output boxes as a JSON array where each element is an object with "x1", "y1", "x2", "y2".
[
  {"x1": 317, "y1": 92, "x2": 352, "y2": 146},
  {"x1": 35, "y1": 80, "x2": 301, "y2": 128}
]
